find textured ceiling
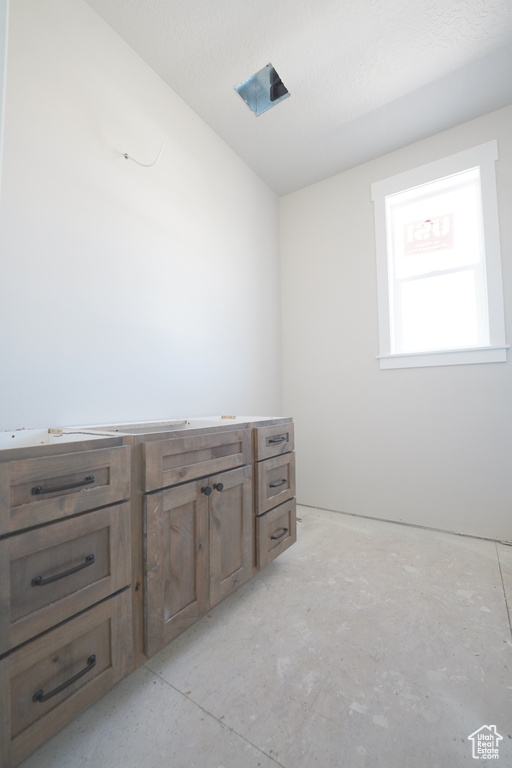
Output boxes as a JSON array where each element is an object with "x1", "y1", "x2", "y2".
[{"x1": 85, "y1": 0, "x2": 512, "y2": 195}]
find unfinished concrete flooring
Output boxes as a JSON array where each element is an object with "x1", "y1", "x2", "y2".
[{"x1": 19, "y1": 506, "x2": 512, "y2": 768}]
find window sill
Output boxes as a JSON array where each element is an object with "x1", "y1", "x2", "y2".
[{"x1": 377, "y1": 345, "x2": 509, "y2": 370}]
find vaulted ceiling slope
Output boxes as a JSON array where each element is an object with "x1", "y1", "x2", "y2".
[{"x1": 86, "y1": 0, "x2": 512, "y2": 196}]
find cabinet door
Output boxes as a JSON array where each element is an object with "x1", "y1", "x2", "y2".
[
  {"x1": 209, "y1": 465, "x2": 253, "y2": 608},
  {"x1": 144, "y1": 482, "x2": 209, "y2": 657}
]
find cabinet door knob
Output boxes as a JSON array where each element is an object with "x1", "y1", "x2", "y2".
[
  {"x1": 201, "y1": 486, "x2": 212, "y2": 496},
  {"x1": 213, "y1": 482, "x2": 224, "y2": 492}
]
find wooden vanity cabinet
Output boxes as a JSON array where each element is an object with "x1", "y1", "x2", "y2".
[
  {"x1": 143, "y1": 431, "x2": 252, "y2": 658},
  {"x1": 140, "y1": 420, "x2": 297, "y2": 657},
  {"x1": 0, "y1": 439, "x2": 132, "y2": 768},
  {"x1": 0, "y1": 418, "x2": 296, "y2": 766},
  {"x1": 122, "y1": 427, "x2": 254, "y2": 671}
]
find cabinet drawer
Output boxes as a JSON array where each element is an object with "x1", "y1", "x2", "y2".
[
  {"x1": 0, "y1": 589, "x2": 132, "y2": 768},
  {"x1": 254, "y1": 423, "x2": 294, "y2": 461},
  {"x1": 142, "y1": 429, "x2": 251, "y2": 491},
  {"x1": 255, "y1": 452, "x2": 296, "y2": 515},
  {"x1": 256, "y1": 499, "x2": 297, "y2": 569},
  {"x1": 0, "y1": 502, "x2": 131, "y2": 655},
  {"x1": 0, "y1": 446, "x2": 131, "y2": 535}
]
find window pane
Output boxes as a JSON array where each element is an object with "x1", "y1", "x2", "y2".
[
  {"x1": 399, "y1": 270, "x2": 479, "y2": 353},
  {"x1": 388, "y1": 168, "x2": 483, "y2": 281},
  {"x1": 371, "y1": 141, "x2": 506, "y2": 368}
]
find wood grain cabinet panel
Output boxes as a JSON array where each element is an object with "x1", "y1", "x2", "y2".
[
  {"x1": 0, "y1": 502, "x2": 131, "y2": 655},
  {"x1": 144, "y1": 465, "x2": 253, "y2": 656},
  {"x1": 0, "y1": 589, "x2": 132, "y2": 768},
  {"x1": 0, "y1": 446, "x2": 131, "y2": 535},
  {"x1": 253, "y1": 421, "x2": 297, "y2": 573},
  {"x1": 144, "y1": 483, "x2": 209, "y2": 657},
  {"x1": 142, "y1": 430, "x2": 251, "y2": 491},
  {"x1": 254, "y1": 423, "x2": 295, "y2": 461},
  {"x1": 255, "y1": 452, "x2": 296, "y2": 515},
  {"x1": 209, "y1": 465, "x2": 253, "y2": 608},
  {"x1": 256, "y1": 498, "x2": 297, "y2": 569},
  {"x1": 0, "y1": 438, "x2": 133, "y2": 767}
]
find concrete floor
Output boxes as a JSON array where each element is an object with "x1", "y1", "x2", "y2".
[{"x1": 20, "y1": 506, "x2": 512, "y2": 768}]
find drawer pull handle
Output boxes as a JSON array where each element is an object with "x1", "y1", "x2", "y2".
[
  {"x1": 31, "y1": 554, "x2": 95, "y2": 587},
  {"x1": 268, "y1": 436, "x2": 286, "y2": 444},
  {"x1": 269, "y1": 479, "x2": 287, "y2": 488},
  {"x1": 213, "y1": 482, "x2": 224, "y2": 492},
  {"x1": 271, "y1": 527, "x2": 288, "y2": 540},
  {"x1": 201, "y1": 486, "x2": 212, "y2": 496},
  {"x1": 32, "y1": 475, "x2": 95, "y2": 495},
  {"x1": 33, "y1": 654, "x2": 97, "y2": 703}
]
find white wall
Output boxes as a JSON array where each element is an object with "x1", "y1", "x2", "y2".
[
  {"x1": 281, "y1": 105, "x2": 512, "y2": 540},
  {"x1": 0, "y1": 0, "x2": 282, "y2": 431},
  {"x1": 0, "y1": 0, "x2": 7, "y2": 202}
]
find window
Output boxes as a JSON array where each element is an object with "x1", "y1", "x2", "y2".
[{"x1": 371, "y1": 141, "x2": 508, "y2": 369}]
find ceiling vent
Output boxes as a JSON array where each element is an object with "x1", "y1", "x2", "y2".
[{"x1": 235, "y1": 63, "x2": 290, "y2": 116}]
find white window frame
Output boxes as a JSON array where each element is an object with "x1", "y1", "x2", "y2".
[{"x1": 371, "y1": 141, "x2": 508, "y2": 370}]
